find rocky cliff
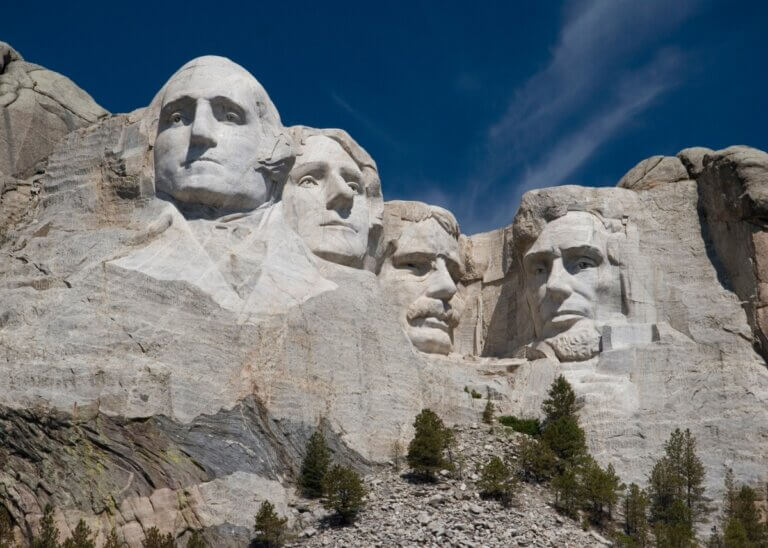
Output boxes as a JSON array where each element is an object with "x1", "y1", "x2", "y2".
[{"x1": 0, "y1": 44, "x2": 766, "y2": 546}]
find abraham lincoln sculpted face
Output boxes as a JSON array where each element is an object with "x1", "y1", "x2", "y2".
[
  {"x1": 154, "y1": 56, "x2": 284, "y2": 211},
  {"x1": 523, "y1": 211, "x2": 623, "y2": 361}
]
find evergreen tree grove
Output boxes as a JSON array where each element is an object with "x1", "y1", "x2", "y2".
[{"x1": 299, "y1": 430, "x2": 331, "y2": 498}]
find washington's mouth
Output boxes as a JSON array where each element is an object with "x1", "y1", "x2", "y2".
[{"x1": 182, "y1": 157, "x2": 221, "y2": 168}]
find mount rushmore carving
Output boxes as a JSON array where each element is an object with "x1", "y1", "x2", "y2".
[{"x1": 2, "y1": 45, "x2": 768, "y2": 544}]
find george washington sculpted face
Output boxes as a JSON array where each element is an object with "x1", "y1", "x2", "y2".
[{"x1": 154, "y1": 56, "x2": 281, "y2": 211}]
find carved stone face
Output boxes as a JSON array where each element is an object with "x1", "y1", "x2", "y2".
[
  {"x1": 523, "y1": 211, "x2": 621, "y2": 342},
  {"x1": 379, "y1": 218, "x2": 461, "y2": 355},
  {"x1": 282, "y1": 135, "x2": 370, "y2": 267},
  {"x1": 154, "y1": 58, "x2": 271, "y2": 210}
]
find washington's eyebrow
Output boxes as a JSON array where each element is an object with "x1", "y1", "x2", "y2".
[
  {"x1": 393, "y1": 250, "x2": 435, "y2": 263},
  {"x1": 160, "y1": 95, "x2": 195, "y2": 114}
]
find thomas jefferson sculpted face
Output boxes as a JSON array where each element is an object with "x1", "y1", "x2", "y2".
[
  {"x1": 154, "y1": 56, "x2": 281, "y2": 210},
  {"x1": 378, "y1": 203, "x2": 462, "y2": 355},
  {"x1": 523, "y1": 211, "x2": 622, "y2": 358},
  {"x1": 283, "y1": 134, "x2": 372, "y2": 267}
]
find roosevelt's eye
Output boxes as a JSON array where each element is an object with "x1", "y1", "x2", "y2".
[
  {"x1": 225, "y1": 111, "x2": 241, "y2": 123},
  {"x1": 298, "y1": 176, "x2": 318, "y2": 188},
  {"x1": 170, "y1": 112, "x2": 183, "y2": 124}
]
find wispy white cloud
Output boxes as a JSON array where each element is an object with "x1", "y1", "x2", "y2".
[
  {"x1": 329, "y1": 91, "x2": 401, "y2": 151},
  {"x1": 461, "y1": 0, "x2": 699, "y2": 233}
]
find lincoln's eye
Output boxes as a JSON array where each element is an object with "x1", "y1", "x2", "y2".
[
  {"x1": 226, "y1": 111, "x2": 240, "y2": 123},
  {"x1": 298, "y1": 176, "x2": 317, "y2": 188},
  {"x1": 534, "y1": 265, "x2": 546, "y2": 276}
]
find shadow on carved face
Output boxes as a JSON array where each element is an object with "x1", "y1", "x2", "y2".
[
  {"x1": 379, "y1": 211, "x2": 462, "y2": 355},
  {"x1": 154, "y1": 57, "x2": 274, "y2": 211},
  {"x1": 283, "y1": 135, "x2": 371, "y2": 268}
]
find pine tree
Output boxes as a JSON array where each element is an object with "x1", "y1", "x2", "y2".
[
  {"x1": 477, "y1": 456, "x2": 516, "y2": 505},
  {"x1": 103, "y1": 528, "x2": 123, "y2": 548},
  {"x1": 253, "y1": 501, "x2": 287, "y2": 547},
  {"x1": 552, "y1": 465, "x2": 582, "y2": 518},
  {"x1": 723, "y1": 518, "x2": 750, "y2": 548},
  {"x1": 62, "y1": 519, "x2": 95, "y2": 548},
  {"x1": 31, "y1": 504, "x2": 60, "y2": 548},
  {"x1": 581, "y1": 458, "x2": 623, "y2": 524},
  {"x1": 540, "y1": 376, "x2": 586, "y2": 467},
  {"x1": 322, "y1": 465, "x2": 367, "y2": 524},
  {"x1": 518, "y1": 437, "x2": 557, "y2": 483},
  {"x1": 623, "y1": 483, "x2": 650, "y2": 547},
  {"x1": 0, "y1": 507, "x2": 15, "y2": 548},
  {"x1": 185, "y1": 530, "x2": 207, "y2": 548},
  {"x1": 299, "y1": 431, "x2": 331, "y2": 498},
  {"x1": 142, "y1": 527, "x2": 175, "y2": 548},
  {"x1": 482, "y1": 399, "x2": 495, "y2": 425},
  {"x1": 719, "y1": 470, "x2": 766, "y2": 547},
  {"x1": 406, "y1": 409, "x2": 452, "y2": 480}
]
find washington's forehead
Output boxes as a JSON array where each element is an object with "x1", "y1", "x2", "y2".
[
  {"x1": 297, "y1": 135, "x2": 357, "y2": 167},
  {"x1": 396, "y1": 218, "x2": 460, "y2": 259},
  {"x1": 527, "y1": 212, "x2": 607, "y2": 254},
  {"x1": 162, "y1": 64, "x2": 260, "y2": 107}
]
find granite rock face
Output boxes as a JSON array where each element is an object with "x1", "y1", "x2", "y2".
[
  {"x1": 0, "y1": 42, "x2": 108, "y2": 179},
  {"x1": 1, "y1": 45, "x2": 767, "y2": 545}
]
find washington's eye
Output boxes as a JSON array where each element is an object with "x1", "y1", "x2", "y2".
[
  {"x1": 298, "y1": 176, "x2": 317, "y2": 188},
  {"x1": 170, "y1": 112, "x2": 183, "y2": 124},
  {"x1": 225, "y1": 111, "x2": 241, "y2": 123}
]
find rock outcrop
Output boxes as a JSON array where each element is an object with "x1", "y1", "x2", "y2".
[{"x1": 1, "y1": 44, "x2": 767, "y2": 546}]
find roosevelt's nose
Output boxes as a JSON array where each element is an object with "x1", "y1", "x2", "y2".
[
  {"x1": 545, "y1": 259, "x2": 572, "y2": 301},
  {"x1": 190, "y1": 100, "x2": 217, "y2": 148},
  {"x1": 325, "y1": 172, "x2": 355, "y2": 211},
  {"x1": 426, "y1": 258, "x2": 457, "y2": 301}
]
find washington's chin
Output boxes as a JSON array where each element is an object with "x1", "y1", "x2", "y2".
[
  {"x1": 158, "y1": 172, "x2": 267, "y2": 209},
  {"x1": 407, "y1": 319, "x2": 453, "y2": 355}
]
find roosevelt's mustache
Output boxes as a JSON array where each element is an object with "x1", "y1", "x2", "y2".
[{"x1": 406, "y1": 297, "x2": 460, "y2": 328}]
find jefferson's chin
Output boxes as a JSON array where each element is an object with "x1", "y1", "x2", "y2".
[{"x1": 407, "y1": 318, "x2": 453, "y2": 355}]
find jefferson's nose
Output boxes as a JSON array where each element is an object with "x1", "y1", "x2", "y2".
[
  {"x1": 545, "y1": 259, "x2": 573, "y2": 301},
  {"x1": 325, "y1": 172, "x2": 355, "y2": 211},
  {"x1": 427, "y1": 258, "x2": 457, "y2": 301},
  {"x1": 190, "y1": 100, "x2": 217, "y2": 147}
]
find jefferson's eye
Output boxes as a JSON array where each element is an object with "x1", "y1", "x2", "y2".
[
  {"x1": 403, "y1": 261, "x2": 431, "y2": 276},
  {"x1": 225, "y1": 111, "x2": 241, "y2": 123},
  {"x1": 298, "y1": 176, "x2": 318, "y2": 188},
  {"x1": 170, "y1": 112, "x2": 183, "y2": 124},
  {"x1": 347, "y1": 181, "x2": 360, "y2": 193}
]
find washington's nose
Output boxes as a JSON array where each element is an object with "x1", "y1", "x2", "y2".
[
  {"x1": 427, "y1": 258, "x2": 457, "y2": 301},
  {"x1": 190, "y1": 100, "x2": 217, "y2": 148},
  {"x1": 325, "y1": 172, "x2": 355, "y2": 211},
  {"x1": 545, "y1": 259, "x2": 572, "y2": 301}
]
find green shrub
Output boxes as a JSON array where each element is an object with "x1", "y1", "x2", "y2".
[
  {"x1": 323, "y1": 464, "x2": 366, "y2": 524},
  {"x1": 299, "y1": 431, "x2": 331, "y2": 498},
  {"x1": 481, "y1": 399, "x2": 495, "y2": 424},
  {"x1": 62, "y1": 519, "x2": 95, "y2": 548},
  {"x1": 253, "y1": 501, "x2": 288, "y2": 547},
  {"x1": 477, "y1": 456, "x2": 516, "y2": 505},
  {"x1": 406, "y1": 409, "x2": 453, "y2": 480},
  {"x1": 142, "y1": 527, "x2": 175, "y2": 548},
  {"x1": 103, "y1": 528, "x2": 124, "y2": 548},
  {"x1": 498, "y1": 415, "x2": 542, "y2": 437},
  {"x1": 518, "y1": 437, "x2": 557, "y2": 483}
]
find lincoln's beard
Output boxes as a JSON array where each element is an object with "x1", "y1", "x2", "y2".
[{"x1": 541, "y1": 321, "x2": 601, "y2": 362}]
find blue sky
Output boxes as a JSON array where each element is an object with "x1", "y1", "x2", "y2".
[{"x1": 4, "y1": 0, "x2": 767, "y2": 234}]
